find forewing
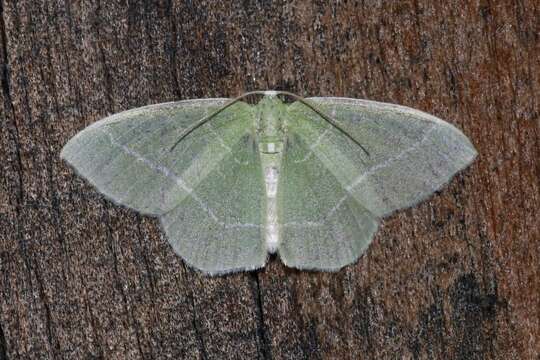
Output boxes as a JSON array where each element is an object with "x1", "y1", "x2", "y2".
[
  {"x1": 61, "y1": 99, "x2": 253, "y2": 215},
  {"x1": 160, "y1": 135, "x2": 267, "y2": 274},
  {"x1": 286, "y1": 97, "x2": 477, "y2": 218}
]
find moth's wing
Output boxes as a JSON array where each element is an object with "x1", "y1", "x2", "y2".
[
  {"x1": 277, "y1": 132, "x2": 380, "y2": 270},
  {"x1": 62, "y1": 99, "x2": 267, "y2": 274},
  {"x1": 160, "y1": 135, "x2": 267, "y2": 274},
  {"x1": 62, "y1": 99, "x2": 243, "y2": 215},
  {"x1": 278, "y1": 97, "x2": 477, "y2": 270},
  {"x1": 293, "y1": 97, "x2": 478, "y2": 217}
]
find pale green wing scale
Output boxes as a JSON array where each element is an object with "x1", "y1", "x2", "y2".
[
  {"x1": 61, "y1": 99, "x2": 267, "y2": 274},
  {"x1": 278, "y1": 97, "x2": 477, "y2": 270}
]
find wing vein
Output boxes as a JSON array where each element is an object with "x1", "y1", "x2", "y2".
[
  {"x1": 293, "y1": 128, "x2": 331, "y2": 163},
  {"x1": 346, "y1": 125, "x2": 436, "y2": 192}
]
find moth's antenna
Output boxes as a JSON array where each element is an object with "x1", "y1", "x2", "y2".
[
  {"x1": 170, "y1": 90, "x2": 370, "y2": 158},
  {"x1": 277, "y1": 91, "x2": 370, "y2": 157}
]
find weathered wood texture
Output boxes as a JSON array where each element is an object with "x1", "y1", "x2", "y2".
[{"x1": 0, "y1": 1, "x2": 538, "y2": 359}]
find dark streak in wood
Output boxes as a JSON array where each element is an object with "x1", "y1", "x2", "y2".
[
  {"x1": 0, "y1": 320, "x2": 7, "y2": 360},
  {"x1": 32, "y1": 267, "x2": 59, "y2": 356},
  {"x1": 166, "y1": 0, "x2": 182, "y2": 99},
  {"x1": 250, "y1": 273, "x2": 272, "y2": 360},
  {"x1": 0, "y1": 0, "x2": 24, "y2": 205},
  {"x1": 187, "y1": 280, "x2": 209, "y2": 359}
]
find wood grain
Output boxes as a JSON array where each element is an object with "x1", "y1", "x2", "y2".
[{"x1": 0, "y1": 1, "x2": 538, "y2": 359}]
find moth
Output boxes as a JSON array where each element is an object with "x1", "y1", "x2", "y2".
[{"x1": 61, "y1": 91, "x2": 477, "y2": 274}]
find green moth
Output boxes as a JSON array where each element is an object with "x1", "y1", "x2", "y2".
[{"x1": 61, "y1": 91, "x2": 477, "y2": 274}]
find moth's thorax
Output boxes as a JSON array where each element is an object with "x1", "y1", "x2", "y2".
[{"x1": 256, "y1": 95, "x2": 286, "y2": 154}]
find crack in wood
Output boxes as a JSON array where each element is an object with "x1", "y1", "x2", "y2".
[
  {"x1": 180, "y1": 264, "x2": 208, "y2": 360},
  {"x1": 167, "y1": 0, "x2": 182, "y2": 99},
  {"x1": 94, "y1": 0, "x2": 115, "y2": 111},
  {"x1": 32, "y1": 267, "x2": 60, "y2": 356},
  {"x1": 0, "y1": 319, "x2": 7, "y2": 360},
  {"x1": 250, "y1": 273, "x2": 272, "y2": 360},
  {"x1": 101, "y1": 202, "x2": 147, "y2": 359},
  {"x1": 0, "y1": 0, "x2": 24, "y2": 206}
]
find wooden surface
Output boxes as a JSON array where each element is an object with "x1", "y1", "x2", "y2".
[{"x1": 0, "y1": 1, "x2": 538, "y2": 359}]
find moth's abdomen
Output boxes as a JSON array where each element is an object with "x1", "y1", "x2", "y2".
[
  {"x1": 259, "y1": 136, "x2": 285, "y2": 253},
  {"x1": 263, "y1": 165, "x2": 280, "y2": 253}
]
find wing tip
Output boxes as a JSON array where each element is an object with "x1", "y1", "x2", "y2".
[{"x1": 377, "y1": 151, "x2": 478, "y2": 220}]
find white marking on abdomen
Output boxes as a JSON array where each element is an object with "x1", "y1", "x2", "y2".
[{"x1": 264, "y1": 166, "x2": 279, "y2": 253}]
